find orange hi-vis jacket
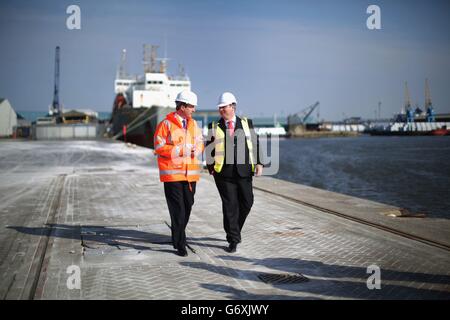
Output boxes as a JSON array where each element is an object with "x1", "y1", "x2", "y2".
[{"x1": 154, "y1": 112, "x2": 204, "y2": 182}]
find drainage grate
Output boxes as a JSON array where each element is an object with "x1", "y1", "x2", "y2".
[{"x1": 258, "y1": 272, "x2": 309, "y2": 284}]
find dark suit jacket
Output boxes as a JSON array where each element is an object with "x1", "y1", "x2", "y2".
[{"x1": 206, "y1": 116, "x2": 262, "y2": 178}]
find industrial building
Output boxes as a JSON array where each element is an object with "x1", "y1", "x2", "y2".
[{"x1": 0, "y1": 98, "x2": 17, "y2": 137}]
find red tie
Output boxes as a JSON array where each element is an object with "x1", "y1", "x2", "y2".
[{"x1": 227, "y1": 120, "x2": 234, "y2": 136}]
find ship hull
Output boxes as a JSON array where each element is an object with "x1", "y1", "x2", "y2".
[
  {"x1": 368, "y1": 130, "x2": 430, "y2": 136},
  {"x1": 368, "y1": 121, "x2": 450, "y2": 137},
  {"x1": 111, "y1": 106, "x2": 174, "y2": 149},
  {"x1": 430, "y1": 129, "x2": 450, "y2": 136},
  {"x1": 369, "y1": 130, "x2": 449, "y2": 136}
]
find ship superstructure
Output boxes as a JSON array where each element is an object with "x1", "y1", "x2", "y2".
[
  {"x1": 113, "y1": 45, "x2": 190, "y2": 111},
  {"x1": 110, "y1": 44, "x2": 191, "y2": 148}
]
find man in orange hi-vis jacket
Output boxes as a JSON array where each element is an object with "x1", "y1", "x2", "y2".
[{"x1": 153, "y1": 90, "x2": 204, "y2": 257}]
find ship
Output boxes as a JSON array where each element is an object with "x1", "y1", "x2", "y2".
[
  {"x1": 368, "y1": 80, "x2": 450, "y2": 136},
  {"x1": 367, "y1": 112, "x2": 450, "y2": 136},
  {"x1": 110, "y1": 44, "x2": 191, "y2": 148},
  {"x1": 368, "y1": 121, "x2": 450, "y2": 136}
]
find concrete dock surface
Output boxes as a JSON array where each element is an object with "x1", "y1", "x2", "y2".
[{"x1": 0, "y1": 140, "x2": 449, "y2": 300}]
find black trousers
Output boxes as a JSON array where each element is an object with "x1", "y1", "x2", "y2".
[
  {"x1": 164, "y1": 181, "x2": 196, "y2": 250},
  {"x1": 214, "y1": 175, "x2": 254, "y2": 244}
]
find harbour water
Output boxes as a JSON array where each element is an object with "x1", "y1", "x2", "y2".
[{"x1": 275, "y1": 136, "x2": 450, "y2": 219}]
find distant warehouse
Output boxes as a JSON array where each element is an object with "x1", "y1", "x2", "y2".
[{"x1": 0, "y1": 98, "x2": 18, "y2": 137}]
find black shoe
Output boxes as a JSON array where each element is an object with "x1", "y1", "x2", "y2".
[
  {"x1": 226, "y1": 243, "x2": 237, "y2": 253},
  {"x1": 177, "y1": 248, "x2": 188, "y2": 257}
]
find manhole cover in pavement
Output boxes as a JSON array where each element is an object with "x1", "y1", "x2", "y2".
[{"x1": 258, "y1": 272, "x2": 309, "y2": 284}]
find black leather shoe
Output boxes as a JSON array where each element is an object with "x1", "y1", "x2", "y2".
[
  {"x1": 226, "y1": 243, "x2": 237, "y2": 253},
  {"x1": 177, "y1": 248, "x2": 188, "y2": 257}
]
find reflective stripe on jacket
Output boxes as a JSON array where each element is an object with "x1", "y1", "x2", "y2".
[{"x1": 154, "y1": 112, "x2": 204, "y2": 182}]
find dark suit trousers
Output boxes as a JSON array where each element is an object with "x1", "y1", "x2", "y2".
[
  {"x1": 164, "y1": 181, "x2": 196, "y2": 250},
  {"x1": 214, "y1": 174, "x2": 254, "y2": 244}
]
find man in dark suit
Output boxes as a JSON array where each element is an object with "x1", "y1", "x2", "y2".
[{"x1": 206, "y1": 92, "x2": 263, "y2": 253}]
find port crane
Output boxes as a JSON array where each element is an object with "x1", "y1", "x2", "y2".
[
  {"x1": 288, "y1": 101, "x2": 320, "y2": 126},
  {"x1": 425, "y1": 78, "x2": 435, "y2": 122},
  {"x1": 50, "y1": 46, "x2": 61, "y2": 119},
  {"x1": 404, "y1": 81, "x2": 415, "y2": 123}
]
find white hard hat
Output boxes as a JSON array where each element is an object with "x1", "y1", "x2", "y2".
[
  {"x1": 175, "y1": 90, "x2": 198, "y2": 106},
  {"x1": 217, "y1": 92, "x2": 237, "y2": 108}
]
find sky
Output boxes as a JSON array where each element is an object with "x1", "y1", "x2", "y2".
[{"x1": 1, "y1": 0, "x2": 449, "y2": 121}]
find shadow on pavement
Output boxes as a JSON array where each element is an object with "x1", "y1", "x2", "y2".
[
  {"x1": 181, "y1": 256, "x2": 450, "y2": 300},
  {"x1": 7, "y1": 223, "x2": 173, "y2": 252},
  {"x1": 200, "y1": 283, "x2": 320, "y2": 300}
]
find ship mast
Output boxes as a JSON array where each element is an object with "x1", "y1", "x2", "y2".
[
  {"x1": 158, "y1": 58, "x2": 168, "y2": 74},
  {"x1": 143, "y1": 44, "x2": 159, "y2": 73},
  {"x1": 159, "y1": 36, "x2": 168, "y2": 73},
  {"x1": 117, "y1": 49, "x2": 128, "y2": 79}
]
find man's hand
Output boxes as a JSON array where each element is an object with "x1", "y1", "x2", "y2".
[{"x1": 255, "y1": 164, "x2": 263, "y2": 177}]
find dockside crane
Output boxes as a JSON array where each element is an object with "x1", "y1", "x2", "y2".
[
  {"x1": 288, "y1": 101, "x2": 320, "y2": 126},
  {"x1": 404, "y1": 81, "x2": 414, "y2": 123},
  {"x1": 425, "y1": 78, "x2": 435, "y2": 122},
  {"x1": 50, "y1": 46, "x2": 61, "y2": 120}
]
